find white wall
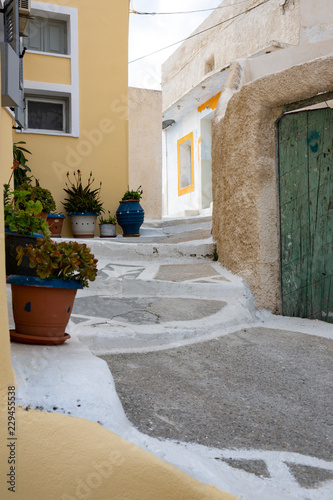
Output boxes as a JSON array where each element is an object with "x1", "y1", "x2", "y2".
[{"x1": 163, "y1": 104, "x2": 215, "y2": 217}]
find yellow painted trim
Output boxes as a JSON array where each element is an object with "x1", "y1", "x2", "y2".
[
  {"x1": 177, "y1": 132, "x2": 194, "y2": 196},
  {"x1": 198, "y1": 92, "x2": 221, "y2": 113}
]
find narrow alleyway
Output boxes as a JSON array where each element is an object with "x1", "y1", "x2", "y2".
[{"x1": 9, "y1": 217, "x2": 333, "y2": 500}]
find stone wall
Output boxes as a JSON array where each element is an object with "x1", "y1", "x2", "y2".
[
  {"x1": 129, "y1": 87, "x2": 162, "y2": 219},
  {"x1": 162, "y1": 0, "x2": 300, "y2": 111},
  {"x1": 212, "y1": 39, "x2": 333, "y2": 311}
]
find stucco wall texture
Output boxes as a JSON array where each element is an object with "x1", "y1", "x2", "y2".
[
  {"x1": 2, "y1": 409, "x2": 237, "y2": 500},
  {"x1": 162, "y1": 0, "x2": 300, "y2": 112},
  {"x1": 128, "y1": 87, "x2": 162, "y2": 219},
  {"x1": 212, "y1": 40, "x2": 333, "y2": 312}
]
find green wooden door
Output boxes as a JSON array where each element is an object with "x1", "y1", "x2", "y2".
[{"x1": 278, "y1": 108, "x2": 333, "y2": 322}]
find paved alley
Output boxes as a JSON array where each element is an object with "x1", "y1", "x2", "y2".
[{"x1": 8, "y1": 218, "x2": 333, "y2": 500}]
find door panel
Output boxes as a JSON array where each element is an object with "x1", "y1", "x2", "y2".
[{"x1": 278, "y1": 108, "x2": 333, "y2": 322}]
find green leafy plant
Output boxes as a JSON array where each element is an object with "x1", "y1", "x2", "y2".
[
  {"x1": 16, "y1": 239, "x2": 98, "y2": 288},
  {"x1": 99, "y1": 211, "x2": 116, "y2": 224},
  {"x1": 11, "y1": 142, "x2": 32, "y2": 189},
  {"x1": 4, "y1": 189, "x2": 50, "y2": 237},
  {"x1": 62, "y1": 170, "x2": 104, "y2": 214},
  {"x1": 17, "y1": 180, "x2": 56, "y2": 214},
  {"x1": 3, "y1": 183, "x2": 11, "y2": 207},
  {"x1": 121, "y1": 185, "x2": 143, "y2": 201}
]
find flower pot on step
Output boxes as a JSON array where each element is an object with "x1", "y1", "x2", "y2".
[
  {"x1": 47, "y1": 214, "x2": 65, "y2": 237},
  {"x1": 7, "y1": 275, "x2": 83, "y2": 345},
  {"x1": 116, "y1": 200, "x2": 144, "y2": 237},
  {"x1": 99, "y1": 223, "x2": 117, "y2": 238},
  {"x1": 68, "y1": 212, "x2": 98, "y2": 238}
]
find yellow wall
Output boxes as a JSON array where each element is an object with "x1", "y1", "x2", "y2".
[
  {"x1": 14, "y1": 0, "x2": 129, "y2": 237},
  {"x1": 1, "y1": 409, "x2": 237, "y2": 500},
  {"x1": 24, "y1": 53, "x2": 71, "y2": 85},
  {"x1": 0, "y1": 106, "x2": 16, "y2": 500}
]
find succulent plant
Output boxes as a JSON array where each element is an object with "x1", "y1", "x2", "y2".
[{"x1": 16, "y1": 238, "x2": 98, "y2": 288}]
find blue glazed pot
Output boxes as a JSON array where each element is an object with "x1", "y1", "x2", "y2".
[
  {"x1": 116, "y1": 200, "x2": 144, "y2": 237},
  {"x1": 6, "y1": 275, "x2": 83, "y2": 289}
]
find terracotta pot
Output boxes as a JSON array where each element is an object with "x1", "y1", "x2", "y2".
[
  {"x1": 47, "y1": 214, "x2": 65, "y2": 237},
  {"x1": 7, "y1": 275, "x2": 83, "y2": 344},
  {"x1": 68, "y1": 212, "x2": 98, "y2": 238},
  {"x1": 39, "y1": 211, "x2": 48, "y2": 220}
]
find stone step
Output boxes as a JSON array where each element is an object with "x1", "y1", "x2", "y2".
[{"x1": 59, "y1": 237, "x2": 215, "y2": 261}]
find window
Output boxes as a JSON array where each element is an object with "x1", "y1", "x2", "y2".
[
  {"x1": 25, "y1": 96, "x2": 69, "y2": 133},
  {"x1": 25, "y1": 16, "x2": 68, "y2": 55},
  {"x1": 177, "y1": 132, "x2": 194, "y2": 196},
  {"x1": 20, "y1": 3, "x2": 79, "y2": 136}
]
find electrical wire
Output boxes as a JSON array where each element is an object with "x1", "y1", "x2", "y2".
[
  {"x1": 129, "y1": 0, "x2": 271, "y2": 64},
  {"x1": 130, "y1": 0, "x2": 251, "y2": 16}
]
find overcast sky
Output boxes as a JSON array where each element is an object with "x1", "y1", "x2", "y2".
[{"x1": 129, "y1": 0, "x2": 223, "y2": 90}]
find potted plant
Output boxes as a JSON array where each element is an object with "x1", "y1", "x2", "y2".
[
  {"x1": 62, "y1": 170, "x2": 104, "y2": 238},
  {"x1": 12, "y1": 141, "x2": 32, "y2": 189},
  {"x1": 15, "y1": 174, "x2": 64, "y2": 236},
  {"x1": 4, "y1": 188, "x2": 51, "y2": 276},
  {"x1": 17, "y1": 180, "x2": 57, "y2": 220},
  {"x1": 116, "y1": 186, "x2": 144, "y2": 237},
  {"x1": 46, "y1": 212, "x2": 65, "y2": 238},
  {"x1": 7, "y1": 238, "x2": 98, "y2": 345},
  {"x1": 99, "y1": 212, "x2": 117, "y2": 238}
]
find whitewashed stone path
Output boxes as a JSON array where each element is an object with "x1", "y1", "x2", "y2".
[{"x1": 8, "y1": 220, "x2": 333, "y2": 500}]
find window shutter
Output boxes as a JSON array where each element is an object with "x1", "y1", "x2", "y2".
[{"x1": 4, "y1": 0, "x2": 19, "y2": 55}]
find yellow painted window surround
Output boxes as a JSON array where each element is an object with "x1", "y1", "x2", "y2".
[{"x1": 177, "y1": 132, "x2": 194, "y2": 196}]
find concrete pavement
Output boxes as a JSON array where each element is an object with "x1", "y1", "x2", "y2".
[{"x1": 8, "y1": 216, "x2": 333, "y2": 500}]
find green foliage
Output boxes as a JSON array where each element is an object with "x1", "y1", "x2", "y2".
[
  {"x1": 4, "y1": 189, "x2": 50, "y2": 237},
  {"x1": 213, "y1": 247, "x2": 219, "y2": 261},
  {"x1": 121, "y1": 185, "x2": 143, "y2": 201},
  {"x1": 3, "y1": 184, "x2": 11, "y2": 207},
  {"x1": 12, "y1": 142, "x2": 32, "y2": 189},
  {"x1": 16, "y1": 238, "x2": 98, "y2": 288},
  {"x1": 99, "y1": 211, "x2": 116, "y2": 225},
  {"x1": 17, "y1": 180, "x2": 56, "y2": 213},
  {"x1": 62, "y1": 170, "x2": 104, "y2": 214}
]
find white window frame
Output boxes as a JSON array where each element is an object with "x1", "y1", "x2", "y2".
[
  {"x1": 25, "y1": 95, "x2": 69, "y2": 133},
  {"x1": 21, "y1": 2, "x2": 79, "y2": 137},
  {"x1": 25, "y1": 15, "x2": 68, "y2": 55}
]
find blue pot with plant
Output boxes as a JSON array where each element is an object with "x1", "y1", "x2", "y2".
[{"x1": 116, "y1": 186, "x2": 144, "y2": 237}]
